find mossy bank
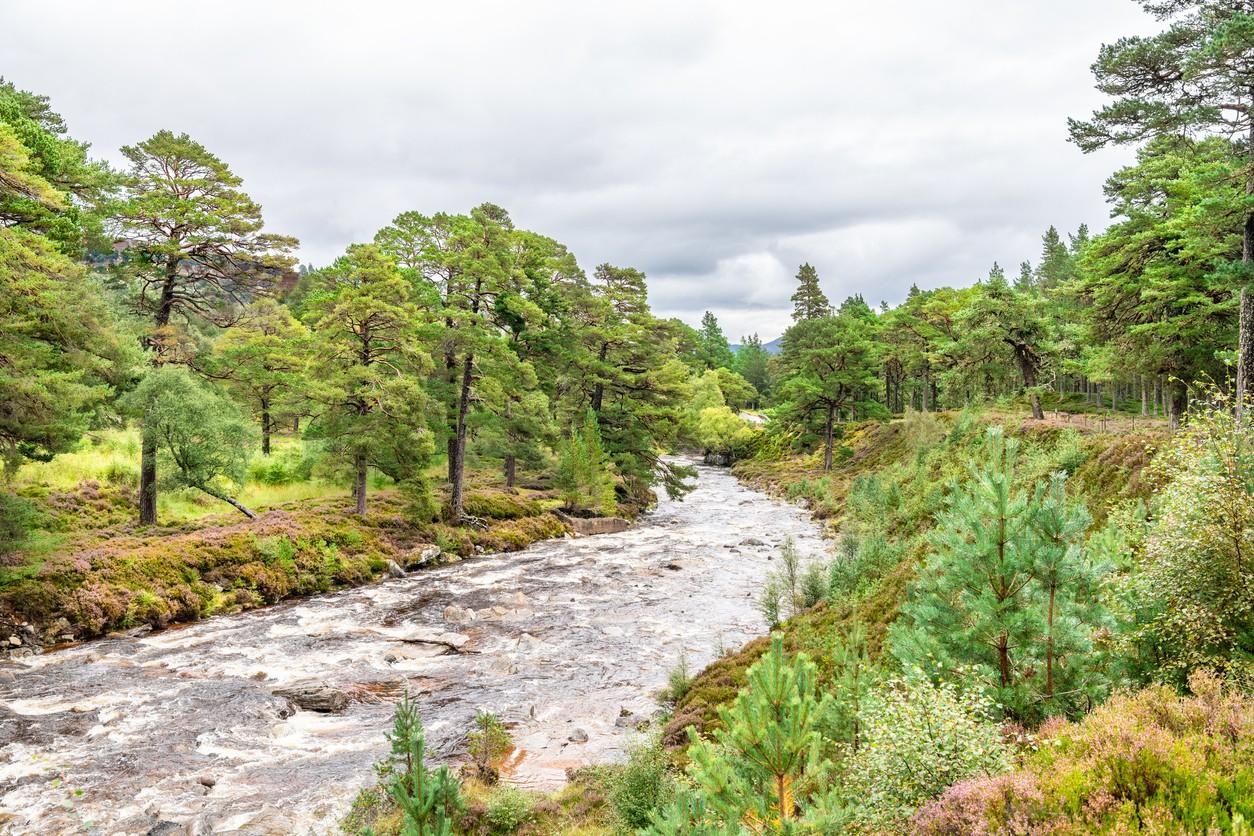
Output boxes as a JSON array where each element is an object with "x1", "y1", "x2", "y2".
[{"x1": 0, "y1": 484, "x2": 573, "y2": 647}]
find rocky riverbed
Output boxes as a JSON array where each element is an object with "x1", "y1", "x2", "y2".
[{"x1": 0, "y1": 463, "x2": 829, "y2": 834}]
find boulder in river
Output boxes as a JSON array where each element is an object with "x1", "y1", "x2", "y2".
[
  {"x1": 385, "y1": 560, "x2": 405, "y2": 578},
  {"x1": 273, "y1": 683, "x2": 351, "y2": 713},
  {"x1": 568, "y1": 727, "x2": 589, "y2": 743},
  {"x1": 553, "y1": 510, "x2": 632, "y2": 536},
  {"x1": 402, "y1": 544, "x2": 441, "y2": 569},
  {"x1": 394, "y1": 629, "x2": 470, "y2": 653},
  {"x1": 442, "y1": 604, "x2": 477, "y2": 623}
]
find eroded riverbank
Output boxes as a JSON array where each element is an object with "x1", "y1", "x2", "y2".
[{"x1": 0, "y1": 464, "x2": 829, "y2": 835}]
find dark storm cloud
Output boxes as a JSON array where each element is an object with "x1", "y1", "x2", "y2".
[{"x1": 2, "y1": 0, "x2": 1151, "y2": 339}]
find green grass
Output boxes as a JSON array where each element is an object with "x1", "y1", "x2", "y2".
[{"x1": 13, "y1": 429, "x2": 347, "y2": 523}]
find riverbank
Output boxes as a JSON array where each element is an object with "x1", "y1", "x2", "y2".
[
  {"x1": 666, "y1": 410, "x2": 1166, "y2": 743},
  {"x1": 0, "y1": 483, "x2": 576, "y2": 651}
]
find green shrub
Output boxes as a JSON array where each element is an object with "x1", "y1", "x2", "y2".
[
  {"x1": 845, "y1": 670, "x2": 1012, "y2": 830},
  {"x1": 914, "y1": 670, "x2": 1254, "y2": 834},
  {"x1": 611, "y1": 733, "x2": 675, "y2": 829},
  {"x1": 483, "y1": 786, "x2": 533, "y2": 834},
  {"x1": 660, "y1": 654, "x2": 692, "y2": 703},
  {"x1": 103, "y1": 460, "x2": 139, "y2": 487},
  {"x1": 0, "y1": 492, "x2": 36, "y2": 554}
]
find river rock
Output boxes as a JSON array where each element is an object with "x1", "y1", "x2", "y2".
[
  {"x1": 443, "y1": 604, "x2": 476, "y2": 623},
  {"x1": 568, "y1": 727, "x2": 589, "y2": 743},
  {"x1": 402, "y1": 544, "x2": 441, "y2": 569},
  {"x1": 273, "y1": 683, "x2": 351, "y2": 713},
  {"x1": 510, "y1": 591, "x2": 529, "y2": 608},
  {"x1": 385, "y1": 560, "x2": 405, "y2": 578},
  {"x1": 553, "y1": 510, "x2": 633, "y2": 536},
  {"x1": 739, "y1": 537, "x2": 767, "y2": 546},
  {"x1": 395, "y1": 630, "x2": 470, "y2": 653}
]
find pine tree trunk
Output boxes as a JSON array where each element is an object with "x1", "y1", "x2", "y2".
[
  {"x1": 823, "y1": 403, "x2": 835, "y2": 472},
  {"x1": 504, "y1": 454, "x2": 516, "y2": 488},
  {"x1": 591, "y1": 343, "x2": 609, "y2": 414},
  {"x1": 138, "y1": 273, "x2": 177, "y2": 525},
  {"x1": 1046, "y1": 582, "x2": 1056, "y2": 699},
  {"x1": 1238, "y1": 286, "x2": 1253, "y2": 418},
  {"x1": 1239, "y1": 109, "x2": 1254, "y2": 419},
  {"x1": 1169, "y1": 381, "x2": 1186, "y2": 431},
  {"x1": 1141, "y1": 376, "x2": 1148, "y2": 417},
  {"x1": 1019, "y1": 352, "x2": 1043, "y2": 420},
  {"x1": 261, "y1": 396, "x2": 271, "y2": 456},
  {"x1": 293, "y1": 415, "x2": 300, "y2": 433},
  {"x1": 449, "y1": 352, "x2": 474, "y2": 523},
  {"x1": 139, "y1": 430, "x2": 157, "y2": 525},
  {"x1": 997, "y1": 635, "x2": 1011, "y2": 690},
  {"x1": 354, "y1": 451, "x2": 367, "y2": 515}
]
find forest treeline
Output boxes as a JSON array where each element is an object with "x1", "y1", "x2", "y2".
[
  {"x1": 5, "y1": 0, "x2": 1254, "y2": 538},
  {"x1": 4, "y1": 74, "x2": 1248, "y2": 543}
]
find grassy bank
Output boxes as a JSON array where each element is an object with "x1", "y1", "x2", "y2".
[
  {"x1": 0, "y1": 430, "x2": 575, "y2": 643},
  {"x1": 667, "y1": 409, "x2": 1166, "y2": 745}
]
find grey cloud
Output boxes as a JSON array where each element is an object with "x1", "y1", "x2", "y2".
[{"x1": 3, "y1": 0, "x2": 1149, "y2": 340}]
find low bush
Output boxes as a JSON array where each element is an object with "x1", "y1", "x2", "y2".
[
  {"x1": 0, "y1": 492, "x2": 37, "y2": 554},
  {"x1": 914, "y1": 671, "x2": 1254, "y2": 834},
  {"x1": 610, "y1": 733, "x2": 676, "y2": 829}
]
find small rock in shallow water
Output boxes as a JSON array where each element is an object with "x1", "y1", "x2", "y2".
[
  {"x1": 8, "y1": 635, "x2": 20, "y2": 646},
  {"x1": 568, "y1": 728, "x2": 589, "y2": 743},
  {"x1": 197, "y1": 775, "x2": 216, "y2": 788},
  {"x1": 385, "y1": 560, "x2": 405, "y2": 578},
  {"x1": 739, "y1": 537, "x2": 766, "y2": 546}
]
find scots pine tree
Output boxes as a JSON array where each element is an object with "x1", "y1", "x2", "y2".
[
  {"x1": 891, "y1": 430, "x2": 1104, "y2": 721},
  {"x1": 113, "y1": 130, "x2": 296, "y2": 523},
  {"x1": 1069, "y1": 0, "x2": 1254, "y2": 411},
  {"x1": 207, "y1": 299, "x2": 310, "y2": 455},
  {"x1": 662, "y1": 637, "x2": 834, "y2": 832},
  {"x1": 790, "y1": 263, "x2": 830, "y2": 322},
  {"x1": 303, "y1": 244, "x2": 433, "y2": 515},
  {"x1": 696, "y1": 310, "x2": 735, "y2": 370},
  {"x1": 382, "y1": 693, "x2": 462, "y2": 835}
]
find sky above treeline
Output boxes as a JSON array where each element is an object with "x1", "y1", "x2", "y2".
[{"x1": 5, "y1": 0, "x2": 1152, "y2": 340}]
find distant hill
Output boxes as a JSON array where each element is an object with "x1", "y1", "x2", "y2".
[{"x1": 730, "y1": 336, "x2": 783, "y2": 355}]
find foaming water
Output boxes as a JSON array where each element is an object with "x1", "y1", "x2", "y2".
[{"x1": 0, "y1": 464, "x2": 828, "y2": 834}]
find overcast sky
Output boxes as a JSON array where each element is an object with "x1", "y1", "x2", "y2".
[{"x1": 4, "y1": 1, "x2": 1151, "y2": 340}]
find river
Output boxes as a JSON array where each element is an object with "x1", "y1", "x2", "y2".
[{"x1": 0, "y1": 463, "x2": 829, "y2": 834}]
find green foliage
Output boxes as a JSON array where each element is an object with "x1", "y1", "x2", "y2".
[
  {"x1": 120, "y1": 366, "x2": 258, "y2": 515},
  {"x1": 611, "y1": 733, "x2": 676, "y2": 829},
  {"x1": 0, "y1": 78, "x2": 115, "y2": 255},
  {"x1": 555, "y1": 410, "x2": 617, "y2": 516},
  {"x1": 1121, "y1": 400, "x2": 1254, "y2": 687},
  {"x1": 0, "y1": 492, "x2": 37, "y2": 554},
  {"x1": 695, "y1": 310, "x2": 735, "y2": 370},
  {"x1": 661, "y1": 653, "x2": 693, "y2": 704},
  {"x1": 844, "y1": 670, "x2": 1013, "y2": 830},
  {"x1": 657, "y1": 636, "x2": 836, "y2": 832},
  {"x1": 467, "y1": 711, "x2": 512, "y2": 782},
  {"x1": 481, "y1": 786, "x2": 534, "y2": 834},
  {"x1": 303, "y1": 244, "x2": 433, "y2": 514},
  {"x1": 0, "y1": 225, "x2": 134, "y2": 475},
  {"x1": 208, "y1": 298, "x2": 310, "y2": 454},
  {"x1": 915, "y1": 670, "x2": 1254, "y2": 835},
  {"x1": 733, "y1": 333, "x2": 773, "y2": 403},
  {"x1": 790, "y1": 263, "x2": 830, "y2": 322},
  {"x1": 778, "y1": 312, "x2": 881, "y2": 471}
]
